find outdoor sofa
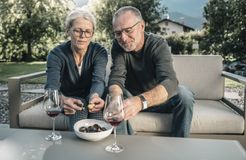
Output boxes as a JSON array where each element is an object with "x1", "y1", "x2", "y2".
[{"x1": 8, "y1": 55, "x2": 246, "y2": 148}]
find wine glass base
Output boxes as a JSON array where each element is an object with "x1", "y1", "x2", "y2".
[
  {"x1": 45, "y1": 133, "x2": 62, "y2": 141},
  {"x1": 105, "y1": 144, "x2": 123, "y2": 153}
]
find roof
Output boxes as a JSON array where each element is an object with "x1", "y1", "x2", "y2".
[{"x1": 158, "y1": 18, "x2": 195, "y2": 31}]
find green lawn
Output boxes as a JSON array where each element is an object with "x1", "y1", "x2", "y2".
[
  {"x1": 0, "y1": 62, "x2": 46, "y2": 83},
  {"x1": 225, "y1": 78, "x2": 244, "y2": 88}
]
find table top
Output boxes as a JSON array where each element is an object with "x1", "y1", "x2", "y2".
[{"x1": 1, "y1": 128, "x2": 246, "y2": 160}]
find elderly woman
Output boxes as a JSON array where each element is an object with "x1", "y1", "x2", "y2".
[{"x1": 45, "y1": 8, "x2": 108, "y2": 130}]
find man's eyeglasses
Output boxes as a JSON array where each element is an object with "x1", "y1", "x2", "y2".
[
  {"x1": 71, "y1": 28, "x2": 93, "y2": 38},
  {"x1": 113, "y1": 21, "x2": 140, "y2": 38}
]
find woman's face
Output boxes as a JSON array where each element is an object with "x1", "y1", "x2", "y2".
[{"x1": 68, "y1": 17, "x2": 94, "y2": 52}]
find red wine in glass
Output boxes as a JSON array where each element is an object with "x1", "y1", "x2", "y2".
[
  {"x1": 108, "y1": 118, "x2": 123, "y2": 127},
  {"x1": 103, "y1": 94, "x2": 124, "y2": 153},
  {"x1": 46, "y1": 109, "x2": 61, "y2": 117},
  {"x1": 42, "y1": 89, "x2": 63, "y2": 141}
]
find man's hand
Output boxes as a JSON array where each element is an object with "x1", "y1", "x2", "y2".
[
  {"x1": 63, "y1": 96, "x2": 84, "y2": 115},
  {"x1": 123, "y1": 96, "x2": 142, "y2": 120},
  {"x1": 88, "y1": 94, "x2": 104, "y2": 113}
]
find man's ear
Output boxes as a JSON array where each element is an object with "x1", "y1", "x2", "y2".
[{"x1": 140, "y1": 20, "x2": 145, "y2": 31}]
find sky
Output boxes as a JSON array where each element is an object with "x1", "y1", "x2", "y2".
[
  {"x1": 161, "y1": 0, "x2": 208, "y2": 18},
  {"x1": 73, "y1": 0, "x2": 208, "y2": 18},
  {"x1": 73, "y1": 0, "x2": 88, "y2": 6}
]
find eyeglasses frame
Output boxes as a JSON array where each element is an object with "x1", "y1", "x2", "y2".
[
  {"x1": 71, "y1": 28, "x2": 94, "y2": 38},
  {"x1": 113, "y1": 21, "x2": 141, "y2": 38}
]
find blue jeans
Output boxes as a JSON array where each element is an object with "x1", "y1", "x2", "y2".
[{"x1": 118, "y1": 85, "x2": 194, "y2": 137}]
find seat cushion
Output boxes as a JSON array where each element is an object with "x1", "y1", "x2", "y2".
[
  {"x1": 191, "y1": 100, "x2": 244, "y2": 133},
  {"x1": 19, "y1": 102, "x2": 69, "y2": 130},
  {"x1": 19, "y1": 100, "x2": 244, "y2": 134},
  {"x1": 129, "y1": 100, "x2": 244, "y2": 134}
]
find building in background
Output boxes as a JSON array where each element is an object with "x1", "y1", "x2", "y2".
[{"x1": 158, "y1": 17, "x2": 194, "y2": 36}]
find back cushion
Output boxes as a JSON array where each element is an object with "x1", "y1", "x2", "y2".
[{"x1": 172, "y1": 55, "x2": 224, "y2": 100}]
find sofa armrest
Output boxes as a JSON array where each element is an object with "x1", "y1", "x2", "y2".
[
  {"x1": 221, "y1": 71, "x2": 246, "y2": 118},
  {"x1": 8, "y1": 71, "x2": 46, "y2": 128},
  {"x1": 222, "y1": 71, "x2": 246, "y2": 85}
]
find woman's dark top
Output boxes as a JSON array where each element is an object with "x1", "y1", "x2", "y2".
[{"x1": 45, "y1": 40, "x2": 108, "y2": 101}]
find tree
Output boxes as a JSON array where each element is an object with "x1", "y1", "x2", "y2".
[
  {"x1": 94, "y1": 0, "x2": 167, "y2": 47},
  {"x1": 230, "y1": 0, "x2": 246, "y2": 60},
  {"x1": 166, "y1": 35, "x2": 185, "y2": 55},
  {"x1": 0, "y1": 0, "x2": 75, "y2": 61},
  {"x1": 203, "y1": 0, "x2": 246, "y2": 61},
  {"x1": 203, "y1": 0, "x2": 232, "y2": 59}
]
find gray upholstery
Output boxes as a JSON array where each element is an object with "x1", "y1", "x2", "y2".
[
  {"x1": 173, "y1": 55, "x2": 224, "y2": 100},
  {"x1": 191, "y1": 100, "x2": 244, "y2": 134},
  {"x1": 129, "y1": 100, "x2": 244, "y2": 134},
  {"x1": 19, "y1": 102, "x2": 69, "y2": 130},
  {"x1": 20, "y1": 100, "x2": 244, "y2": 134}
]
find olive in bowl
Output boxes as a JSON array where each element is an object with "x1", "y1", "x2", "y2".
[{"x1": 74, "y1": 119, "x2": 113, "y2": 141}]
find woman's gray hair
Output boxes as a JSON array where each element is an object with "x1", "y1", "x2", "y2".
[
  {"x1": 65, "y1": 8, "x2": 96, "y2": 31},
  {"x1": 113, "y1": 6, "x2": 143, "y2": 23}
]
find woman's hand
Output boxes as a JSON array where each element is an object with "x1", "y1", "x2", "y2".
[
  {"x1": 88, "y1": 93, "x2": 104, "y2": 113},
  {"x1": 62, "y1": 96, "x2": 84, "y2": 115}
]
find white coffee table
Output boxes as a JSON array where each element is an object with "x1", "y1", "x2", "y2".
[{"x1": 0, "y1": 128, "x2": 246, "y2": 160}]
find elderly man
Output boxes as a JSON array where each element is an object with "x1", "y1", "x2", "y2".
[{"x1": 108, "y1": 6, "x2": 194, "y2": 137}]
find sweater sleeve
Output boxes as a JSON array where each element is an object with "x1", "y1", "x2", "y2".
[
  {"x1": 44, "y1": 49, "x2": 63, "y2": 90},
  {"x1": 152, "y1": 38, "x2": 178, "y2": 99},
  {"x1": 88, "y1": 46, "x2": 108, "y2": 98},
  {"x1": 108, "y1": 41, "x2": 127, "y2": 90}
]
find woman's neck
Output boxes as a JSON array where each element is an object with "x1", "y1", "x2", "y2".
[{"x1": 71, "y1": 45, "x2": 87, "y2": 66}]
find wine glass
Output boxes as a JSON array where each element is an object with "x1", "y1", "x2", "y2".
[
  {"x1": 42, "y1": 89, "x2": 63, "y2": 141},
  {"x1": 103, "y1": 94, "x2": 124, "y2": 153}
]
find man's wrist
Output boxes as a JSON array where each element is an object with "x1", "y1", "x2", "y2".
[{"x1": 138, "y1": 94, "x2": 148, "y2": 110}]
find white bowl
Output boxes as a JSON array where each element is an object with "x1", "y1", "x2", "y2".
[{"x1": 74, "y1": 119, "x2": 113, "y2": 141}]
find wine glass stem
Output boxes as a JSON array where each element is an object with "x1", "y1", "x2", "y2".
[
  {"x1": 52, "y1": 117, "x2": 55, "y2": 135},
  {"x1": 113, "y1": 126, "x2": 117, "y2": 146}
]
